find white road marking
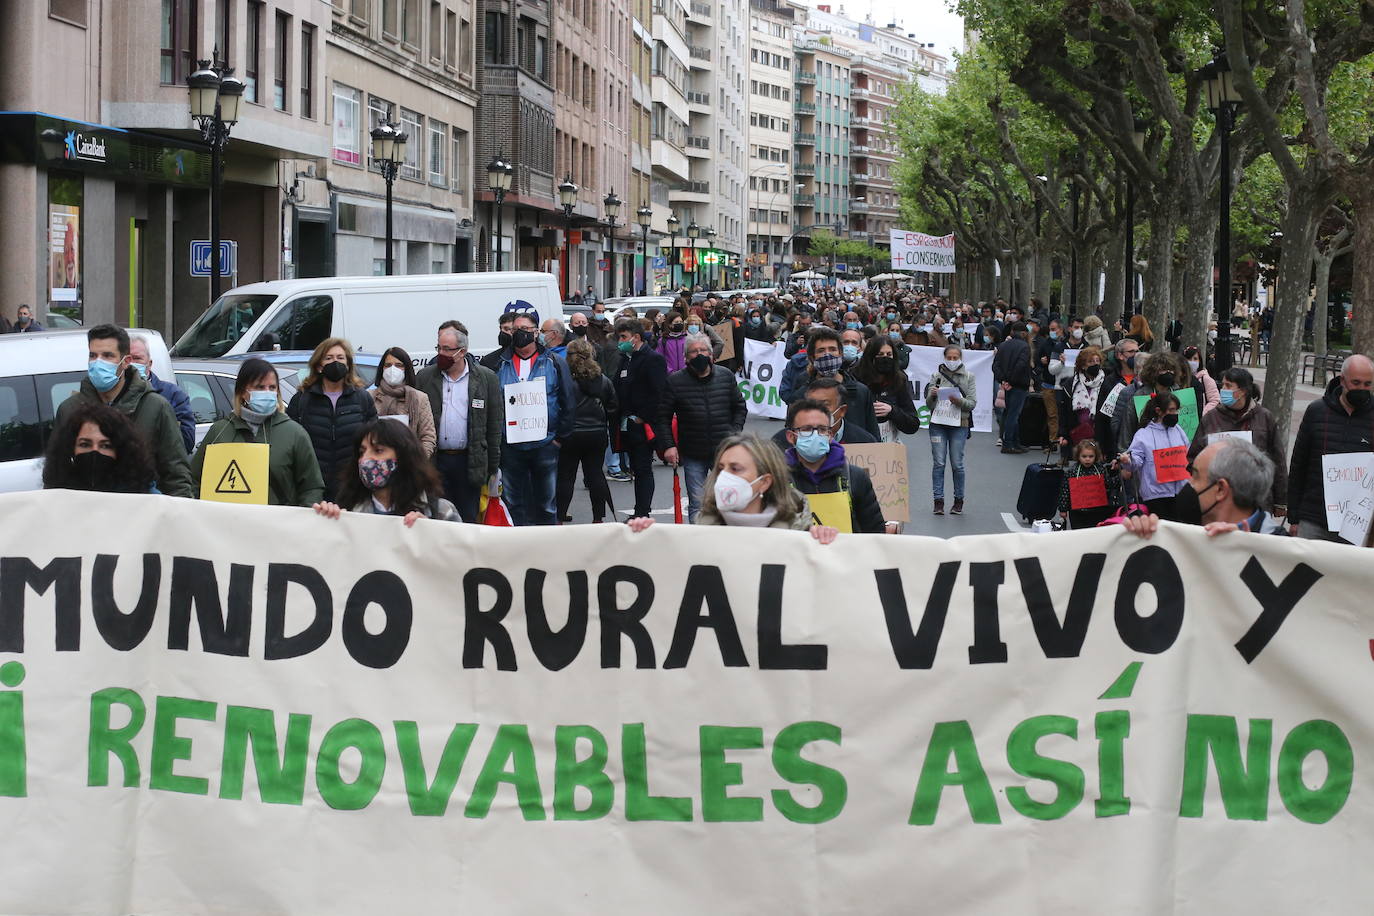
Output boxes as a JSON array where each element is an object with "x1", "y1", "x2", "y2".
[{"x1": 1001, "y1": 512, "x2": 1028, "y2": 533}]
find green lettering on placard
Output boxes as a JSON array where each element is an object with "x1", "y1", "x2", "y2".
[
  {"x1": 909, "y1": 720, "x2": 1001, "y2": 825},
  {"x1": 1278, "y1": 720, "x2": 1353, "y2": 824},
  {"x1": 0, "y1": 662, "x2": 26, "y2": 798},
  {"x1": 316, "y1": 718, "x2": 386, "y2": 811},
  {"x1": 553, "y1": 725, "x2": 614, "y2": 821},
  {"x1": 623, "y1": 723, "x2": 692, "y2": 822},
  {"x1": 395, "y1": 721, "x2": 479, "y2": 817},
  {"x1": 771, "y1": 721, "x2": 846, "y2": 824},
  {"x1": 464, "y1": 724, "x2": 547, "y2": 820},
  {"x1": 89, "y1": 687, "x2": 146, "y2": 788},
  {"x1": 1180, "y1": 714, "x2": 1272, "y2": 821},
  {"x1": 218, "y1": 705, "x2": 312, "y2": 805},
  {"x1": 700, "y1": 726, "x2": 764, "y2": 822},
  {"x1": 1005, "y1": 715, "x2": 1084, "y2": 820},
  {"x1": 149, "y1": 695, "x2": 216, "y2": 796},
  {"x1": 1094, "y1": 710, "x2": 1131, "y2": 817}
]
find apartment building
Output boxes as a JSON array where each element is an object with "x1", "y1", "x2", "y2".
[
  {"x1": 745, "y1": 0, "x2": 802, "y2": 285},
  {"x1": 626, "y1": 0, "x2": 659, "y2": 293},
  {"x1": 323, "y1": 0, "x2": 480, "y2": 278},
  {"x1": 650, "y1": 0, "x2": 694, "y2": 288},
  {"x1": 847, "y1": 53, "x2": 901, "y2": 253},
  {"x1": 0, "y1": 0, "x2": 328, "y2": 335},
  {"x1": 791, "y1": 37, "x2": 850, "y2": 260}
]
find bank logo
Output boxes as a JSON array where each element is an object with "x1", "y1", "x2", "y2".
[{"x1": 63, "y1": 130, "x2": 107, "y2": 163}]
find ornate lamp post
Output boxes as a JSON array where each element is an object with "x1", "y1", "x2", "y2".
[
  {"x1": 486, "y1": 153, "x2": 514, "y2": 271},
  {"x1": 666, "y1": 212, "x2": 681, "y2": 290},
  {"x1": 1122, "y1": 121, "x2": 1147, "y2": 331},
  {"x1": 705, "y1": 226, "x2": 717, "y2": 288},
  {"x1": 1204, "y1": 53, "x2": 1243, "y2": 371},
  {"x1": 602, "y1": 190, "x2": 622, "y2": 300},
  {"x1": 636, "y1": 204, "x2": 653, "y2": 295},
  {"x1": 370, "y1": 122, "x2": 409, "y2": 276},
  {"x1": 686, "y1": 220, "x2": 701, "y2": 291},
  {"x1": 187, "y1": 59, "x2": 246, "y2": 300},
  {"x1": 558, "y1": 175, "x2": 579, "y2": 301}
]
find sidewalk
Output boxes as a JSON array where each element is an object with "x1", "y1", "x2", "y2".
[{"x1": 1247, "y1": 355, "x2": 1329, "y2": 451}]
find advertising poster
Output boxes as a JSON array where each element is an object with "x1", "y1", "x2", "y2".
[{"x1": 49, "y1": 204, "x2": 81, "y2": 306}]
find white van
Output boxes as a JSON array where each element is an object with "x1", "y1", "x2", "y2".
[
  {"x1": 0, "y1": 329, "x2": 175, "y2": 493},
  {"x1": 170, "y1": 272, "x2": 561, "y2": 364}
]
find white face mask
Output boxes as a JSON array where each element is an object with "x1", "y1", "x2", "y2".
[
  {"x1": 943, "y1": 359, "x2": 962, "y2": 372},
  {"x1": 1071, "y1": 327, "x2": 1083, "y2": 339},
  {"x1": 713, "y1": 470, "x2": 760, "y2": 512},
  {"x1": 1187, "y1": 360, "x2": 1200, "y2": 373},
  {"x1": 382, "y1": 366, "x2": 406, "y2": 386}
]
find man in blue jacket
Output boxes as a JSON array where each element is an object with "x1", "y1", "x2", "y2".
[
  {"x1": 497, "y1": 309, "x2": 576, "y2": 525},
  {"x1": 130, "y1": 334, "x2": 196, "y2": 453}
]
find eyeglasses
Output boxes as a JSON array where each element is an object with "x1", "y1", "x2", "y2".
[
  {"x1": 436, "y1": 346, "x2": 463, "y2": 355},
  {"x1": 788, "y1": 424, "x2": 833, "y2": 435}
]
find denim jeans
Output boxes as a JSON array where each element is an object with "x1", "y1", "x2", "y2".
[
  {"x1": 682, "y1": 456, "x2": 711, "y2": 523},
  {"x1": 929, "y1": 425, "x2": 967, "y2": 500},
  {"x1": 502, "y1": 442, "x2": 559, "y2": 526},
  {"x1": 1002, "y1": 386, "x2": 1029, "y2": 449},
  {"x1": 604, "y1": 440, "x2": 621, "y2": 474}
]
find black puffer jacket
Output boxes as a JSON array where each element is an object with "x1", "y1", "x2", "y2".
[
  {"x1": 572, "y1": 373, "x2": 618, "y2": 435},
  {"x1": 286, "y1": 383, "x2": 378, "y2": 499},
  {"x1": 662, "y1": 365, "x2": 748, "y2": 461},
  {"x1": 1288, "y1": 378, "x2": 1374, "y2": 527}
]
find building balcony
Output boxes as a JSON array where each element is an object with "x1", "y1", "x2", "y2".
[
  {"x1": 793, "y1": 193, "x2": 816, "y2": 207},
  {"x1": 689, "y1": 45, "x2": 712, "y2": 63},
  {"x1": 851, "y1": 86, "x2": 870, "y2": 99},
  {"x1": 688, "y1": 0, "x2": 712, "y2": 22},
  {"x1": 795, "y1": 70, "x2": 816, "y2": 85},
  {"x1": 685, "y1": 135, "x2": 711, "y2": 157},
  {"x1": 670, "y1": 180, "x2": 711, "y2": 202},
  {"x1": 850, "y1": 201, "x2": 870, "y2": 213},
  {"x1": 851, "y1": 172, "x2": 870, "y2": 183},
  {"x1": 795, "y1": 101, "x2": 816, "y2": 114},
  {"x1": 851, "y1": 115, "x2": 872, "y2": 127},
  {"x1": 794, "y1": 162, "x2": 815, "y2": 175},
  {"x1": 851, "y1": 144, "x2": 871, "y2": 155},
  {"x1": 686, "y1": 89, "x2": 711, "y2": 109},
  {"x1": 849, "y1": 230, "x2": 872, "y2": 241},
  {"x1": 794, "y1": 131, "x2": 816, "y2": 145}
]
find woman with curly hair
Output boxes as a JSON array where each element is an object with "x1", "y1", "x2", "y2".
[
  {"x1": 43, "y1": 403, "x2": 156, "y2": 493},
  {"x1": 312, "y1": 418, "x2": 459, "y2": 525}
]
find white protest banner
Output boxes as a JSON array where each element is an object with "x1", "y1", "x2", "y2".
[
  {"x1": 889, "y1": 230, "x2": 957, "y2": 273},
  {"x1": 2, "y1": 491, "x2": 1372, "y2": 914},
  {"x1": 906, "y1": 345, "x2": 993, "y2": 432},
  {"x1": 1320, "y1": 451, "x2": 1374, "y2": 534},
  {"x1": 735, "y1": 338, "x2": 787, "y2": 419},
  {"x1": 504, "y1": 379, "x2": 548, "y2": 443}
]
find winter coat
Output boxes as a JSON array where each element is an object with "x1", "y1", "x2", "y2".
[
  {"x1": 924, "y1": 363, "x2": 977, "y2": 429},
  {"x1": 1287, "y1": 378, "x2": 1374, "y2": 527},
  {"x1": 612, "y1": 343, "x2": 671, "y2": 445},
  {"x1": 867, "y1": 373, "x2": 921, "y2": 436},
  {"x1": 191, "y1": 410, "x2": 325, "y2": 507},
  {"x1": 657, "y1": 332, "x2": 688, "y2": 373},
  {"x1": 285, "y1": 382, "x2": 378, "y2": 499},
  {"x1": 56, "y1": 368, "x2": 195, "y2": 498},
  {"x1": 697, "y1": 492, "x2": 816, "y2": 531},
  {"x1": 1189, "y1": 398, "x2": 1288, "y2": 510},
  {"x1": 1126, "y1": 421, "x2": 1192, "y2": 501},
  {"x1": 662, "y1": 364, "x2": 748, "y2": 461},
  {"x1": 148, "y1": 371, "x2": 196, "y2": 453},
  {"x1": 571, "y1": 373, "x2": 618, "y2": 436},
  {"x1": 992, "y1": 336, "x2": 1032, "y2": 388},
  {"x1": 494, "y1": 346, "x2": 577, "y2": 450},
  {"x1": 415, "y1": 359, "x2": 504, "y2": 486},
  {"x1": 1195, "y1": 368, "x2": 1221, "y2": 413},
  {"x1": 1057, "y1": 371, "x2": 1114, "y2": 448},
  {"x1": 348, "y1": 493, "x2": 460, "y2": 522},
  {"x1": 1083, "y1": 326, "x2": 1113, "y2": 352},
  {"x1": 785, "y1": 442, "x2": 887, "y2": 534},
  {"x1": 372, "y1": 383, "x2": 438, "y2": 456}
]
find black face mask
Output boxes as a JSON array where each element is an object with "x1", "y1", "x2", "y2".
[
  {"x1": 71, "y1": 450, "x2": 119, "y2": 491},
  {"x1": 1157, "y1": 372, "x2": 1176, "y2": 387},
  {"x1": 1347, "y1": 388, "x2": 1372, "y2": 410},
  {"x1": 874, "y1": 356, "x2": 896, "y2": 374},
  {"x1": 1161, "y1": 414, "x2": 1180, "y2": 428},
  {"x1": 1174, "y1": 479, "x2": 1219, "y2": 526},
  {"x1": 1082, "y1": 364, "x2": 1101, "y2": 379},
  {"x1": 571, "y1": 325, "x2": 588, "y2": 336},
  {"x1": 321, "y1": 361, "x2": 349, "y2": 383},
  {"x1": 511, "y1": 329, "x2": 536, "y2": 350},
  {"x1": 498, "y1": 330, "x2": 513, "y2": 347},
  {"x1": 688, "y1": 353, "x2": 712, "y2": 375}
]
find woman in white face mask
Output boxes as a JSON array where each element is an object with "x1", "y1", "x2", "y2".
[
  {"x1": 628, "y1": 434, "x2": 838, "y2": 542},
  {"x1": 371, "y1": 346, "x2": 438, "y2": 457}
]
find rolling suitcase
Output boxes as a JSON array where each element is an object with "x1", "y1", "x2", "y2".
[{"x1": 1017, "y1": 451, "x2": 1064, "y2": 523}]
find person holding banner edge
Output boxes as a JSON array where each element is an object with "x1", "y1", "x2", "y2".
[{"x1": 312, "y1": 419, "x2": 460, "y2": 524}]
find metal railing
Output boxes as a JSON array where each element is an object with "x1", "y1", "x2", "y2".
[
  {"x1": 686, "y1": 135, "x2": 710, "y2": 149},
  {"x1": 689, "y1": 45, "x2": 712, "y2": 61},
  {"x1": 690, "y1": 0, "x2": 712, "y2": 17},
  {"x1": 795, "y1": 70, "x2": 816, "y2": 83},
  {"x1": 686, "y1": 90, "x2": 711, "y2": 105},
  {"x1": 793, "y1": 132, "x2": 816, "y2": 144},
  {"x1": 795, "y1": 101, "x2": 816, "y2": 114},
  {"x1": 794, "y1": 162, "x2": 815, "y2": 175},
  {"x1": 793, "y1": 193, "x2": 816, "y2": 206},
  {"x1": 671, "y1": 180, "x2": 711, "y2": 195}
]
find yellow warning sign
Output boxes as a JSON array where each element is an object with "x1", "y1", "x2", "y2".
[{"x1": 199, "y1": 443, "x2": 269, "y2": 505}]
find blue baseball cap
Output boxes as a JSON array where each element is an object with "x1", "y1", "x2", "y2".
[{"x1": 503, "y1": 300, "x2": 539, "y2": 324}]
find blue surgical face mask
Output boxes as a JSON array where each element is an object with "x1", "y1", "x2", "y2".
[
  {"x1": 87, "y1": 358, "x2": 123, "y2": 393},
  {"x1": 749, "y1": 316, "x2": 762, "y2": 327},
  {"x1": 247, "y1": 390, "x2": 278, "y2": 414},
  {"x1": 843, "y1": 344, "x2": 860, "y2": 362},
  {"x1": 132, "y1": 362, "x2": 149, "y2": 378},
  {"x1": 537, "y1": 332, "x2": 548, "y2": 348},
  {"x1": 888, "y1": 329, "x2": 901, "y2": 340},
  {"x1": 1219, "y1": 388, "x2": 1237, "y2": 407},
  {"x1": 1049, "y1": 331, "x2": 1059, "y2": 341},
  {"x1": 846, "y1": 321, "x2": 861, "y2": 330},
  {"x1": 794, "y1": 430, "x2": 831, "y2": 462},
  {"x1": 687, "y1": 323, "x2": 700, "y2": 334}
]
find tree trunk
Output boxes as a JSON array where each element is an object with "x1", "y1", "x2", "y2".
[
  {"x1": 1312, "y1": 251, "x2": 1333, "y2": 382},
  {"x1": 1017, "y1": 252, "x2": 1035, "y2": 305},
  {"x1": 1179, "y1": 206, "x2": 1218, "y2": 361},
  {"x1": 1102, "y1": 236, "x2": 1124, "y2": 322},
  {"x1": 1036, "y1": 241, "x2": 1055, "y2": 308},
  {"x1": 1143, "y1": 207, "x2": 1176, "y2": 333},
  {"x1": 1350, "y1": 193, "x2": 1374, "y2": 358},
  {"x1": 982, "y1": 259, "x2": 998, "y2": 304},
  {"x1": 1263, "y1": 186, "x2": 1329, "y2": 449},
  {"x1": 998, "y1": 255, "x2": 1014, "y2": 302}
]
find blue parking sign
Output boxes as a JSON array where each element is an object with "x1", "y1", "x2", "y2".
[{"x1": 190, "y1": 240, "x2": 236, "y2": 277}]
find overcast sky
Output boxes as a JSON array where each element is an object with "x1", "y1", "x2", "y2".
[{"x1": 797, "y1": 0, "x2": 966, "y2": 62}]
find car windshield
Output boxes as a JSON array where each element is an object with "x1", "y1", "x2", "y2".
[{"x1": 170, "y1": 294, "x2": 278, "y2": 358}]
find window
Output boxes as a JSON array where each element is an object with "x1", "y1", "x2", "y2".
[
  {"x1": 452, "y1": 127, "x2": 470, "y2": 204},
  {"x1": 0, "y1": 377, "x2": 41, "y2": 462},
  {"x1": 536, "y1": 36, "x2": 547, "y2": 81},
  {"x1": 300, "y1": 24, "x2": 315, "y2": 118},
  {"x1": 429, "y1": 1, "x2": 442, "y2": 60},
  {"x1": 245, "y1": 1, "x2": 262, "y2": 102},
  {"x1": 460, "y1": 17, "x2": 472, "y2": 72},
  {"x1": 50, "y1": 0, "x2": 89, "y2": 26},
  {"x1": 349, "y1": 0, "x2": 367, "y2": 19},
  {"x1": 428, "y1": 118, "x2": 447, "y2": 185},
  {"x1": 400, "y1": 108, "x2": 423, "y2": 180},
  {"x1": 402, "y1": 0, "x2": 420, "y2": 45},
  {"x1": 215, "y1": 0, "x2": 232, "y2": 62},
  {"x1": 332, "y1": 84, "x2": 361, "y2": 165},
  {"x1": 382, "y1": 0, "x2": 397, "y2": 36},
  {"x1": 160, "y1": 0, "x2": 197, "y2": 84},
  {"x1": 445, "y1": 10, "x2": 456, "y2": 68},
  {"x1": 273, "y1": 11, "x2": 290, "y2": 111},
  {"x1": 484, "y1": 11, "x2": 506, "y2": 63}
]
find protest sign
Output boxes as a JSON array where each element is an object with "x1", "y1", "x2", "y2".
[
  {"x1": 504, "y1": 379, "x2": 548, "y2": 443},
  {"x1": 1068, "y1": 475, "x2": 1108, "y2": 509},
  {"x1": 1061, "y1": 348, "x2": 1079, "y2": 373},
  {"x1": 929, "y1": 388, "x2": 963, "y2": 427},
  {"x1": 1133, "y1": 387, "x2": 1199, "y2": 439},
  {"x1": 889, "y1": 230, "x2": 956, "y2": 273},
  {"x1": 198, "y1": 443, "x2": 268, "y2": 505},
  {"x1": 735, "y1": 339, "x2": 787, "y2": 419},
  {"x1": 2, "y1": 490, "x2": 1373, "y2": 914},
  {"x1": 714, "y1": 321, "x2": 735, "y2": 363},
  {"x1": 1321, "y1": 452, "x2": 1374, "y2": 539},
  {"x1": 906, "y1": 346, "x2": 992, "y2": 432},
  {"x1": 805, "y1": 490, "x2": 853, "y2": 532},
  {"x1": 1209, "y1": 430, "x2": 1253, "y2": 446},
  {"x1": 845, "y1": 442, "x2": 909, "y2": 522},
  {"x1": 1153, "y1": 446, "x2": 1188, "y2": 483}
]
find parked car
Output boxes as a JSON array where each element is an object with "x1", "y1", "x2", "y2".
[
  {"x1": 170, "y1": 271, "x2": 562, "y2": 365},
  {"x1": 170, "y1": 358, "x2": 300, "y2": 448}
]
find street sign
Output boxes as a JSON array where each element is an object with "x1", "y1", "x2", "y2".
[
  {"x1": 703, "y1": 252, "x2": 721, "y2": 264},
  {"x1": 597, "y1": 258, "x2": 610, "y2": 271},
  {"x1": 835, "y1": 262, "x2": 848, "y2": 272},
  {"x1": 190, "y1": 240, "x2": 236, "y2": 277},
  {"x1": 652, "y1": 256, "x2": 667, "y2": 268}
]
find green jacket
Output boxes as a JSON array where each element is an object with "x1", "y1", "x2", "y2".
[
  {"x1": 190, "y1": 411, "x2": 325, "y2": 507},
  {"x1": 56, "y1": 368, "x2": 195, "y2": 498},
  {"x1": 415, "y1": 358, "x2": 504, "y2": 487}
]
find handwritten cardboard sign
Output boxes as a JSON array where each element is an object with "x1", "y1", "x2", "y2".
[{"x1": 845, "y1": 442, "x2": 909, "y2": 522}]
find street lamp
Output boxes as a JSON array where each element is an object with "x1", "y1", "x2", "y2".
[
  {"x1": 486, "y1": 153, "x2": 514, "y2": 271},
  {"x1": 187, "y1": 59, "x2": 246, "y2": 301},
  {"x1": 705, "y1": 226, "x2": 717, "y2": 289},
  {"x1": 1204, "y1": 52, "x2": 1243, "y2": 371},
  {"x1": 602, "y1": 190, "x2": 622, "y2": 300},
  {"x1": 371, "y1": 122, "x2": 409, "y2": 276},
  {"x1": 636, "y1": 205, "x2": 653, "y2": 296},
  {"x1": 1123, "y1": 120, "x2": 1147, "y2": 332},
  {"x1": 666, "y1": 212, "x2": 681, "y2": 290},
  {"x1": 686, "y1": 220, "x2": 701, "y2": 291},
  {"x1": 558, "y1": 175, "x2": 579, "y2": 301}
]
